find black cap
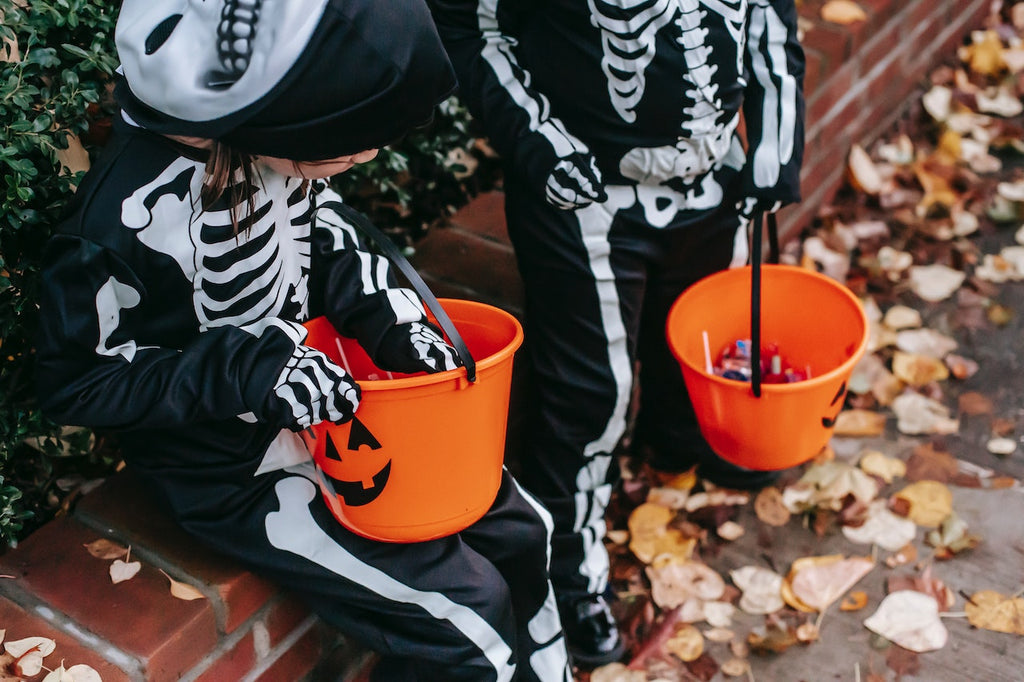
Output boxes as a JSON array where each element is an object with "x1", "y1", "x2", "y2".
[{"x1": 115, "y1": 0, "x2": 457, "y2": 160}]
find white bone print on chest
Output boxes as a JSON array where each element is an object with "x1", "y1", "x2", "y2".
[
  {"x1": 589, "y1": 0, "x2": 746, "y2": 126},
  {"x1": 121, "y1": 157, "x2": 311, "y2": 330}
]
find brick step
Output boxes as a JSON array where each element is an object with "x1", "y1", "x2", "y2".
[{"x1": 0, "y1": 471, "x2": 372, "y2": 682}]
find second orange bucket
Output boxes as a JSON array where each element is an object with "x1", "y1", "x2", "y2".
[
  {"x1": 666, "y1": 265, "x2": 869, "y2": 471},
  {"x1": 301, "y1": 298, "x2": 522, "y2": 542}
]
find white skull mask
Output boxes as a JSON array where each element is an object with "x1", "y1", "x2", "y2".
[{"x1": 115, "y1": 0, "x2": 330, "y2": 123}]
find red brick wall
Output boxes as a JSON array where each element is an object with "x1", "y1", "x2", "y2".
[{"x1": 784, "y1": 0, "x2": 992, "y2": 242}]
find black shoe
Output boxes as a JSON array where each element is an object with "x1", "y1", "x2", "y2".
[
  {"x1": 641, "y1": 442, "x2": 781, "y2": 490},
  {"x1": 697, "y1": 456, "x2": 781, "y2": 490},
  {"x1": 557, "y1": 594, "x2": 626, "y2": 669}
]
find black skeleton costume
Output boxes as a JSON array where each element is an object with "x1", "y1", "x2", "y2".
[
  {"x1": 35, "y1": 2, "x2": 571, "y2": 680},
  {"x1": 427, "y1": 0, "x2": 805, "y2": 662}
]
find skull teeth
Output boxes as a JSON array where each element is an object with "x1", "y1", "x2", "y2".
[{"x1": 216, "y1": 0, "x2": 263, "y2": 81}]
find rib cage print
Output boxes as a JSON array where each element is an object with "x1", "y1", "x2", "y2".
[
  {"x1": 121, "y1": 157, "x2": 311, "y2": 330},
  {"x1": 589, "y1": 0, "x2": 746, "y2": 128}
]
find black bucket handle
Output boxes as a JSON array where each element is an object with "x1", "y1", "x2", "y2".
[
  {"x1": 750, "y1": 211, "x2": 781, "y2": 398},
  {"x1": 312, "y1": 200, "x2": 477, "y2": 383}
]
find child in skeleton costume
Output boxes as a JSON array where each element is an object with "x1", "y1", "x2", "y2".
[
  {"x1": 427, "y1": 0, "x2": 805, "y2": 667},
  {"x1": 34, "y1": 2, "x2": 573, "y2": 680}
]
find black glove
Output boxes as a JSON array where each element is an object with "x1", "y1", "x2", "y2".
[
  {"x1": 738, "y1": 196, "x2": 783, "y2": 221},
  {"x1": 544, "y1": 152, "x2": 608, "y2": 210},
  {"x1": 374, "y1": 321, "x2": 463, "y2": 374},
  {"x1": 268, "y1": 345, "x2": 361, "y2": 430}
]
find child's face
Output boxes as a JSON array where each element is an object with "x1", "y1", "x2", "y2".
[{"x1": 258, "y1": 148, "x2": 380, "y2": 179}]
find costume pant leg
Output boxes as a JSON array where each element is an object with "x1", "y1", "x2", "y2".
[
  {"x1": 167, "y1": 462, "x2": 560, "y2": 682},
  {"x1": 504, "y1": 175, "x2": 653, "y2": 601},
  {"x1": 460, "y1": 475, "x2": 573, "y2": 682},
  {"x1": 632, "y1": 203, "x2": 748, "y2": 467}
]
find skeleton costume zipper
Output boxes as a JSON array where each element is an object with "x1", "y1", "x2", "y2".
[
  {"x1": 427, "y1": 0, "x2": 805, "y2": 667},
  {"x1": 34, "y1": 2, "x2": 573, "y2": 680}
]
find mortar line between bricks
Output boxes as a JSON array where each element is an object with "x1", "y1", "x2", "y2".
[
  {"x1": 238, "y1": 613, "x2": 320, "y2": 682},
  {"x1": 0, "y1": 580, "x2": 145, "y2": 679},
  {"x1": 71, "y1": 509, "x2": 231, "y2": 633},
  {"x1": 174, "y1": 596, "x2": 293, "y2": 682}
]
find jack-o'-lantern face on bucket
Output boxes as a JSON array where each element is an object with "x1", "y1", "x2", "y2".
[
  {"x1": 317, "y1": 418, "x2": 391, "y2": 507},
  {"x1": 820, "y1": 381, "x2": 848, "y2": 429}
]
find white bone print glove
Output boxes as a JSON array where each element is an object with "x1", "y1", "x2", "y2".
[
  {"x1": 374, "y1": 321, "x2": 463, "y2": 374},
  {"x1": 545, "y1": 152, "x2": 608, "y2": 210},
  {"x1": 271, "y1": 346, "x2": 361, "y2": 430}
]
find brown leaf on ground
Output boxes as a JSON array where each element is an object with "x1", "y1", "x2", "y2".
[
  {"x1": 83, "y1": 538, "x2": 129, "y2": 560},
  {"x1": 684, "y1": 652, "x2": 720, "y2": 681},
  {"x1": 904, "y1": 442, "x2": 960, "y2": 482},
  {"x1": 754, "y1": 487, "x2": 791, "y2": 526},
  {"x1": 957, "y1": 391, "x2": 994, "y2": 415},
  {"x1": 886, "y1": 645, "x2": 922, "y2": 677},
  {"x1": 886, "y1": 566, "x2": 956, "y2": 611},
  {"x1": 747, "y1": 619, "x2": 800, "y2": 655}
]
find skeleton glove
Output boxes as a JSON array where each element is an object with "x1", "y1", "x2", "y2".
[
  {"x1": 545, "y1": 152, "x2": 608, "y2": 210},
  {"x1": 270, "y1": 345, "x2": 361, "y2": 430},
  {"x1": 738, "y1": 196, "x2": 783, "y2": 221},
  {"x1": 374, "y1": 321, "x2": 463, "y2": 375}
]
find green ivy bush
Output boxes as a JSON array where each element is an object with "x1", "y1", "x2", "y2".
[{"x1": 0, "y1": 0, "x2": 485, "y2": 548}]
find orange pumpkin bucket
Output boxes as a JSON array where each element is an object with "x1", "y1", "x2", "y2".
[
  {"x1": 301, "y1": 298, "x2": 522, "y2": 542},
  {"x1": 666, "y1": 264, "x2": 869, "y2": 471}
]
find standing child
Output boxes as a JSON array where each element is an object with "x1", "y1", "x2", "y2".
[
  {"x1": 427, "y1": 0, "x2": 805, "y2": 667},
  {"x1": 34, "y1": 1, "x2": 571, "y2": 680}
]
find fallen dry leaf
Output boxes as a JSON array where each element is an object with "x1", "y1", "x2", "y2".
[
  {"x1": 3, "y1": 637, "x2": 56, "y2": 659},
  {"x1": 789, "y1": 556, "x2": 874, "y2": 612},
  {"x1": 925, "y1": 511, "x2": 981, "y2": 558},
  {"x1": 716, "y1": 520, "x2": 745, "y2": 541},
  {"x1": 986, "y1": 437, "x2": 1017, "y2": 456},
  {"x1": 964, "y1": 590, "x2": 1024, "y2": 634},
  {"x1": 159, "y1": 569, "x2": 206, "y2": 601},
  {"x1": 840, "y1": 591, "x2": 869, "y2": 611},
  {"x1": 83, "y1": 538, "x2": 128, "y2": 561},
  {"x1": 904, "y1": 443, "x2": 959, "y2": 482},
  {"x1": 109, "y1": 558, "x2": 141, "y2": 584},
  {"x1": 864, "y1": 590, "x2": 948, "y2": 652},
  {"x1": 847, "y1": 144, "x2": 885, "y2": 194},
  {"x1": 892, "y1": 480, "x2": 954, "y2": 527},
  {"x1": 892, "y1": 392, "x2": 960, "y2": 436},
  {"x1": 821, "y1": 0, "x2": 867, "y2": 24},
  {"x1": 833, "y1": 409, "x2": 887, "y2": 436},
  {"x1": 908, "y1": 264, "x2": 967, "y2": 302},
  {"x1": 665, "y1": 624, "x2": 704, "y2": 662},
  {"x1": 882, "y1": 305, "x2": 922, "y2": 330},
  {"x1": 646, "y1": 558, "x2": 725, "y2": 611},
  {"x1": 754, "y1": 486, "x2": 791, "y2": 526},
  {"x1": 703, "y1": 601, "x2": 736, "y2": 628},
  {"x1": 590, "y1": 662, "x2": 646, "y2": 682},
  {"x1": 720, "y1": 658, "x2": 750, "y2": 677},
  {"x1": 842, "y1": 499, "x2": 918, "y2": 551},
  {"x1": 892, "y1": 351, "x2": 950, "y2": 386},
  {"x1": 730, "y1": 565, "x2": 785, "y2": 615},
  {"x1": 886, "y1": 565, "x2": 955, "y2": 611},
  {"x1": 858, "y1": 450, "x2": 906, "y2": 483},
  {"x1": 884, "y1": 542, "x2": 919, "y2": 568}
]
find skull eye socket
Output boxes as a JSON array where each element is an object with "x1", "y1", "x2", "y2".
[{"x1": 145, "y1": 14, "x2": 183, "y2": 55}]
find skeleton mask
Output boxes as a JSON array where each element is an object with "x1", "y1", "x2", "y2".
[{"x1": 114, "y1": 0, "x2": 457, "y2": 159}]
